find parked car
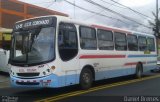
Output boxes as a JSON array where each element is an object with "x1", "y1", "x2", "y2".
[
  {"x1": 157, "y1": 56, "x2": 160, "y2": 65},
  {"x1": 151, "y1": 56, "x2": 160, "y2": 72}
]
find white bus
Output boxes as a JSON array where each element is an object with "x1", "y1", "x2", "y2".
[
  {"x1": 0, "y1": 28, "x2": 12, "y2": 72},
  {"x1": 9, "y1": 15, "x2": 157, "y2": 89}
]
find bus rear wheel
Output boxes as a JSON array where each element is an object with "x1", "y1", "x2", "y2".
[
  {"x1": 80, "y1": 68, "x2": 93, "y2": 90},
  {"x1": 136, "y1": 63, "x2": 143, "y2": 78}
]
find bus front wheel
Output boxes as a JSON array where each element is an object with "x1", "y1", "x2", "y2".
[
  {"x1": 136, "y1": 63, "x2": 143, "y2": 78},
  {"x1": 80, "y1": 68, "x2": 93, "y2": 90}
]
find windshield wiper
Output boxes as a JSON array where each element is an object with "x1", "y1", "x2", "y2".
[{"x1": 29, "y1": 28, "x2": 41, "y2": 51}]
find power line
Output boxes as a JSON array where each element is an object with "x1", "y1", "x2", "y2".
[
  {"x1": 64, "y1": 0, "x2": 151, "y2": 33},
  {"x1": 45, "y1": 1, "x2": 55, "y2": 9},
  {"x1": 109, "y1": 0, "x2": 154, "y2": 20},
  {"x1": 99, "y1": 0, "x2": 126, "y2": 9},
  {"x1": 84, "y1": 0, "x2": 152, "y2": 29},
  {"x1": 84, "y1": 0, "x2": 117, "y2": 20},
  {"x1": 64, "y1": 0, "x2": 129, "y2": 25},
  {"x1": 83, "y1": 9, "x2": 105, "y2": 20}
]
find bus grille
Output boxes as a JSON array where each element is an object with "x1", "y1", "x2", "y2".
[
  {"x1": 16, "y1": 82, "x2": 39, "y2": 85},
  {"x1": 17, "y1": 73, "x2": 40, "y2": 77}
]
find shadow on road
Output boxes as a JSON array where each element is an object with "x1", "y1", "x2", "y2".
[
  {"x1": 0, "y1": 71, "x2": 9, "y2": 77},
  {"x1": 0, "y1": 72, "x2": 158, "y2": 102}
]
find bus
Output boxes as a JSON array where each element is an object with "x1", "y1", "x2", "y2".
[
  {"x1": 0, "y1": 28, "x2": 12, "y2": 72},
  {"x1": 9, "y1": 15, "x2": 157, "y2": 89}
]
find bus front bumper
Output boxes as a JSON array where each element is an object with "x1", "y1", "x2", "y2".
[{"x1": 10, "y1": 74, "x2": 62, "y2": 88}]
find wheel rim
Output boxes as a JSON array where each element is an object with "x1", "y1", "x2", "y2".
[
  {"x1": 137, "y1": 65, "x2": 142, "y2": 78},
  {"x1": 82, "y1": 72, "x2": 90, "y2": 84},
  {"x1": 137, "y1": 69, "x2": 141, "y2": 77}
]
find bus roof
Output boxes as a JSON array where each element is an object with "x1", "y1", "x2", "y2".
[{"x1": 15, "y1": 15, "x2": 155, "y2": 37}]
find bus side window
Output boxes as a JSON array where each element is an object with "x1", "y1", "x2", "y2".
[
  {"x1": 147, "y1": 38, "x2": 155, "y2": 52},
  {"x1": 58, "y1": 22, "x2": 78, "y2": 61},
  {"x1": 79, "y1": 26, "x2": 97, "y2": 50},
  {"x1": 114, "y1": 32, "x2": 127, "y2": 51},
  {"x1": 127, "y1": 35, "x2": 138, "y2": 51},
  {"x1": 97, "y1": 29, "x2": 114, "y2": 50},
  {"x1": 138, "y1": 36, "x2": 147, "y2": 51}
]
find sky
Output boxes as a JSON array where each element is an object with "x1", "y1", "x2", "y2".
[{"x1": 18, "y1": 0, "x2": 158, "y2": 34}]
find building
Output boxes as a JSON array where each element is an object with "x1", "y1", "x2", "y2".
[{"x1": 0, "y1": 0, "x2": 68, "y2": 29}]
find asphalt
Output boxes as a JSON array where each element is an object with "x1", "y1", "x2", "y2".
[
  {"x1": 0, "y1": 72, "x2": 10, "y2": 88},
  {"x1": 0, "y1": 72, "x2": 159, "y2": 102}
]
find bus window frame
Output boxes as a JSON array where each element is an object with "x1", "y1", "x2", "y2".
[
  {"x1": 127, "y1": 34, "x2": 138, "y2": 51},
  {"x1": 147, "y1": 37, "x2": 155, "y2": 52},
  {"x1": 79, "y1": 26, "x2": 97, "y2": 50},
  {"x1": 138, "y1": 36, "x2": 147, "y2": 51},
  {"x1": 97, "y1": 29, "x2": 114, "y2": 50},
  {"x1": 58, "y1": 22, "x2": 78, "y2": 61},
  {"x1": 114, "y1": 32, "x2": 127, "y2": 51}
]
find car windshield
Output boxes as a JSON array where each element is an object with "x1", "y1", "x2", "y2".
[{"x1": 10, "y1": 27, "x2": 55, "y2": 66}]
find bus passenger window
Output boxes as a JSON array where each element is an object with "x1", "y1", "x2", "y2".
[
  {"x1": 58, "y1": 23, "x2": 78, "y2": 61},
  {"x1": 80, "y1": 26, "x2": 97, "y2": 50},
  {"x1": 97, "y1": 29, "x2": 114, "y2": 50},
  {"x1": 138, "y1": 36, "x2": 147, "y2": 51},
  {"x1": 147, "y1": 38, "x2": 155, "y2": 51},
  {"x1": 127, "y1": 35, "x2": 138, "y2": 51},
  {"x1": 114, "y1": 32, "x2": 127, "y2": 51}
]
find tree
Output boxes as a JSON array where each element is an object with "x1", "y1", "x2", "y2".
[{"x1": 149, "y1": 12, "x2": 160, "y2": 38}]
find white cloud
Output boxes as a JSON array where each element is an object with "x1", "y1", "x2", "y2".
[{"x1": 18, "y1": 0, "x2": 158, "y2": 34}]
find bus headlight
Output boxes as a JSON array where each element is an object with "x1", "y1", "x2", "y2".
[
  {"x1": 42, "y1": 66, "x2": 55, "y2": 75},
  {"x1": 51, "y1": 66, "x2": 55, "y2": 70},
  {"x1": 43, "y1": 72, "x2": 46, "y2": 75},
  {"x1": 43, "y1": 69, "x2": 51, "y2": 75}
]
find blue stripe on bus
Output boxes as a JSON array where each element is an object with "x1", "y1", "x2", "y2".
[
  {"x1": 10, "y1": 74, "x2": 80, "y2": 88},
  {"x1": 128, "y1": 54, "x2": 157, "y2": 58},
  {"x1": 10, "y1": 65, "x2": 157, "y2": 88},
  {"x1": 147, "y1": 61, "x2": 157, "y2": 64}
]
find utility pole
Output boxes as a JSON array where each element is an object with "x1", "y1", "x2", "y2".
[
  {"x1": 156, "y1": 0, "x2": 159, "y2": 35},
  {"x1": 74, "y1": 0, "x2": 76, "y2": 19},
  {"x1": 156, "y1": 0, "x2": 159, "y2": 55}
]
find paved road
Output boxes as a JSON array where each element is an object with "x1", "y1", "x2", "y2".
[
  {"x1": 0, "y1": 72, "x2": 10, "y2": 88},
  {"x1": 0, "y1": 72, "x2": 160, "y2": 102}
]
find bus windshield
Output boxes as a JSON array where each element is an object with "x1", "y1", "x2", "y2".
[{"x1": 10, "y1": 27, "x2": 55, "y2": 66}]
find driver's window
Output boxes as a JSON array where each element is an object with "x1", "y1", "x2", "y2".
[{"x1": 58, "y1": 22, "x2": 78, "y2": 61}]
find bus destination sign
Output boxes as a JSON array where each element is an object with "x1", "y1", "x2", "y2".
[{"x1": 14, "y1": 17, "x2": 54, "y2": 31}]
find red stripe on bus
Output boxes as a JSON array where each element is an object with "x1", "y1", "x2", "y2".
[
  {"x1": 124, "y1": 62, "x2": 137, "y2": 66},
  {"x1": 124, "y1": 62, "x2": 146, "y2": 66},
  {"x1": 142, "y1": 62, "x2": 146, "y2": 64},
  {"x1": 91, "y1": 24, "x2": 132, "y2": 34},
  {"x1": 79, "y1": 55, "x2": 126, "y2": 59}
]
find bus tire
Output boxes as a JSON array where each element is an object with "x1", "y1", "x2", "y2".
[
  {"x1": 80, "y1": 68, "x2": 93, "y2": 90},
  {"x1": 135, "y1": 63, "x2": 143, "y2": 78}
]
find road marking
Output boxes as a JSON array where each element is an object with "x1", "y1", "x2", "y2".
[{"x1": 35, "y1": 74, "x2": 160, "y2": 102}]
